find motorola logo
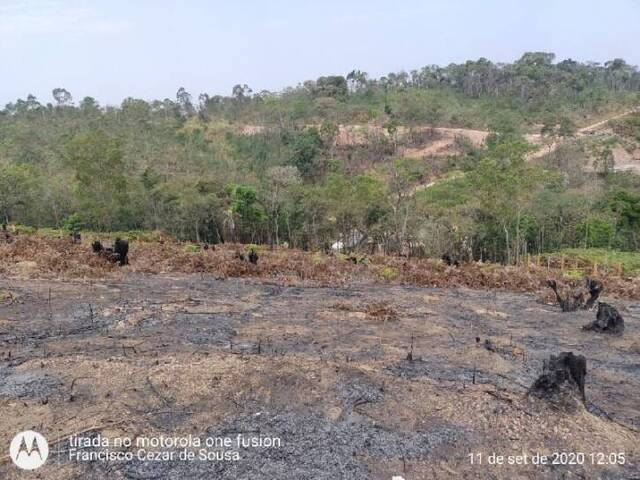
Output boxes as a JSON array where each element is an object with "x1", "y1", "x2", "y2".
[{"x1": 9, "y1": 430, "x2": 49, "y2": 470}]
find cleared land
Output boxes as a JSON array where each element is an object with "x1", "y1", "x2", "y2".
[
  {"x1": 0, "y1": 238, "x2": 639, "y2": 479},
  {"x1": 325, "y1": 107, "x2": 640, "y2": 173}
]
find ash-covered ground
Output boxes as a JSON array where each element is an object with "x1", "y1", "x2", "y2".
[{"x1": 0, "y1": 274, "x2": 638, "y2": 479}]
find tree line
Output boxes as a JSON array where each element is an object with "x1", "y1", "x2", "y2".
[{"x1": 1, "y1": 52, "x2": 639, "y2": 262}]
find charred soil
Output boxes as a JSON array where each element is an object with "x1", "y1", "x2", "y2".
[{"x1": 0, "y1": 273, "x2": 639, "y2": 479}]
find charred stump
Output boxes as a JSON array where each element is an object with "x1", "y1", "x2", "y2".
[
  {"x1": 1, "y1": 223, "x2": 12, "y2": 243},
  {"x1": 346, "y1": 255, "x2": 368, "y2": 265},
  {"x1": 441, "y1": 254, "x2": 459, "y2": 267},
  {"x1": 113, "y1": 238, "x2": 129, "y2": 266},
  {"x1": 529, "y1": 352, "x2": 586, "y2": 409},
  {"x1": 546, "y1": 278, "x2": 602, "y2": 312},
  {"x1": 91, "y1": 238, "x2": 129, "y2": 266},
  {"x1": 91, "y1": 240, "x2": 104, "y2": 253},
  {"x1": 583, "y1": 302, "x2": 624, "y2": 335},
  {"x1": 584, "y1": 278, "x2": 603, "y2": 309},
  {"x1": 546, "y1": 279, "x2": 583, "y2": 312}
]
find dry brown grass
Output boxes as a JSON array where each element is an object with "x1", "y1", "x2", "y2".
[
  {"x1": 363, "y1": 301, "x2": 398, "y2": 321},
  {"x1": 330, "y1": 300, "x2": 398, "y2": 321},
  {"x1": 1, "y1": 234, "x2": 639, "y2": 299}
]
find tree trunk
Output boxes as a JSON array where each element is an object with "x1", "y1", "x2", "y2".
[{"x1": 503, "y1": 224, "x2": 511, "y2": 265}]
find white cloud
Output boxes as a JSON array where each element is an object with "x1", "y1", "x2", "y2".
[{"x1": 0, "y1": 0, "x2": 133, "y2": 37}]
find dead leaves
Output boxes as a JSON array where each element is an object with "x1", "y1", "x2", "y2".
[{"x1": 2, "y1": 234, "x2": 639, "y2": 300}]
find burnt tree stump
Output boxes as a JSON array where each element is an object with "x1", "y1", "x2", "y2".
[
  {"x1": 584, "y1": 278, "x2": 603, "y2": 309},
  {"x1": 529, "y1": 352, "x2": 587, "y2": 409},
  {"x1": 113, "y1": 238, "x2": 129, "y2": 266},
  {"x1": 248, "y1": 248, "x2": 259, "y2": 265},
  {"x1": 583, "y1": 302, "x2": 625, "y2": 335},
  {"x1": 546, "y1": 278, "x2": 603, "y2": 312},
  {"x1": 91, "y1": 238, "x2": 129, "y2": 266}
]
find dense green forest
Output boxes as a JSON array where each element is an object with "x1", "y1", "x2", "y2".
[{"x1": 1, "y1": 52, "x2": 639, "y2": 262}]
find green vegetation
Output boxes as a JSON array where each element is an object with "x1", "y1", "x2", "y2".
[
  {"x1": 4, "y1": 224, "x2": 164, "y2": 243},
  {"x1": 553, "y1": 248, "x2": 640, "y2": 276},
  {"x1": 610, "y1": 112, "x2": 640, "y2": 142},
  {"x1": 183, "y1": 244, "x2": 202, "y2": 253},
  {"x1": 1, "y1": 53, "x2": 639, "y2": 264},
  {"x1": 378, "y1": 266, "x2": 398, "y2": 281}
]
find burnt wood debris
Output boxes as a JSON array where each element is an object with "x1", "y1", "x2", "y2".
[
  {"x1": 1, "y1": 223, "x2": 11, "y2": 243},
  {"x1": 441, "y1": 253, "x2": 460, "y2": 267},
  {"x1": 583, "y1": 302, "x2": 625, "y2": 334},
  {"x1": 547, "y1": 278, "x2": 625, "y2": 336},
  {"x1": 529, "y1": 352, "x2": 587, "y2": 407},
  {"x1": 346, "y1": 255, "x2": 369, "y2": 265},
  {"x1": 3, "y1": 224, "x2": 633, "y2": 420},
  {"x1": 583, "y1": 278, "x2": 604, "y2": 309},
  {"x1": 235, "y1": 248, "x2": 259, "y2": 265},
  {"x1": 91, "y1": 238, "x2": 129, "y2": 266},
  {"x1": 546, "y1": 278, "x2": 602, "y2": 312}
]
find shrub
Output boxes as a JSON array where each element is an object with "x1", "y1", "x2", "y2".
[
  {"x1": 183, "y1": 244, "x2": 201, "y2": 253},
  {"x1": 378, "y1": 266, "x2": 398, "y2": 281},
  {"x1": 62, "y1": 213, "x2": 84, "y2": 232}
]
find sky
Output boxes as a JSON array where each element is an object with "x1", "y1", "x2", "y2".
[{"x1": 1, "y1": 0, "x2": 639, "y2": 106}]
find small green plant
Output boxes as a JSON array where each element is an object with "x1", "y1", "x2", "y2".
[
  {"x1": 311, "y1": 252, "x2": 326, "y2": 265},
  {"x1": 183, "y1": 244, "x2": 201, "y2": 253},
  {"x1": 39, "y1": 227, "x2": 66, "y2": 238},
  {"x1": 62, "y1": 213, "x2": 84, "y2": 232},
  {"x1": 378, "y1": 266, "x2": 398, "y2": 281},
  {"x1": 563, "y1": 268, "x2": 584, "y2": 281},
  {"x1": 13, "y1": 225, "x2": 37, "y2": 234},
  {"x1": 245, "y1": 244, "x2": 260, "y2": 253},
  {"x1": 554, "y1": 248, "x2": 640, "y2": 276}
]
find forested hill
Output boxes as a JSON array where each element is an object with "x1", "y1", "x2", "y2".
[{"x1": 1, "y1": 52, "x2": 639, "y2": 263}]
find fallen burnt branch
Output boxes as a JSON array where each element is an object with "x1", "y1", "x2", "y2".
[{"x1": 484, "y1": 389, "x2": 514, "y2": 404}]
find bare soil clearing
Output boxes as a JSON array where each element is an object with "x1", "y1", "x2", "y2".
[
  {"x1": 0, "y1": 273, "x2": 638, "y2": 479},
  {"x1": 324, "y1": 107, "x2": 640, "y2": 172}
]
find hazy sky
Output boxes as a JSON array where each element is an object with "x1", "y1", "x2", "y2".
[{"x1": 2, "y1": 0, "x2": 639, "y2": 106}]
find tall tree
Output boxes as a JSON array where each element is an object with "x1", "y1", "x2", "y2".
[{"x1": 52, "y1": 88, "x2": 73, "y2": 107}]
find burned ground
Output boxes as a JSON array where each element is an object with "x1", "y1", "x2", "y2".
[{"x1": 0, "y1": 274, "x2": 639, "y2": 479}]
